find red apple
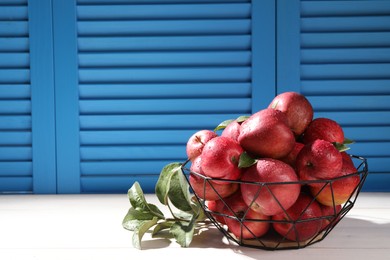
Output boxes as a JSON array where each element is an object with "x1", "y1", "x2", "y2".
[
  {"x1": 206, "y1": 200, "x2": 226, "y2": 225},
  {"x1": 272, "y1": 193, "x2": 323, "y2": 242},
  {"x1": 303, "y1": 118, "x2": 344, "y2": 144},
  {"x1": 269, "y1": 91, "x2": 314, "y2": 136},
  {"x1": 186, "y1": 130, "x2": 218, "y2": 161},
  {"x1": 200, "y1": 136, "x2": 243, "y2": 181},
  {"x1": 189, "y1": 156, "x2": 239, "y2": 200},
  {"x1": 320, "y1": 204, "x2": 342, "y2": 231},
  {"x1": 222, "y1": 191, "x2": 270, "y2": 239},
  {"x1": 238, "y1": 108, "x2": 295, "y2": 159},
  {"x1": 310, "y1": 152, "x2": 360, "y2": 206},
  {"x1": 221, "y1": 120, "x2": 241, "y2": 142},
  {"x1": 296, "y1": 139, "x2": 343, "y2": 182},
  {"x1": 240, "y1": 159, "x2": 301, "y2": 216},
  {"x1": 280, "y1": 142, "x2": 305, "y2": 170}
]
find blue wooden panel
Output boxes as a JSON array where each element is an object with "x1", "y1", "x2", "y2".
[
  {"x1": 0, "y1": 162, "x2": 32, "y2": 176},
  {"x1": 0, "y1": 132, "x2": 31, "y2": 145},
  {"x1": 0, "y1": 85, "x2": 30, "y2": 98},
  {"x1": 0, "y1": 53, "x2": 29, "y2": 68},
  {"x1": 0, "y1": 100, "x2": 30, "y2": 114},
  {"x1": 0, "y1": 147, "x2": 31, "y2": 161},
  {"x1": 0, "y1": 6, "x2": 28, "y2": 20},
  {"x1": 53, "y1": 0, "x2": 81, "y2": 194},
  {"x1": 0, "y1": 69, "x2": 29, "y2": 84},
  {"x1": 77, "y1": 0, "x2": 250, "y2": 4},
  {"x1": 0, "y1": 177, "x2": 32, "y2": 193},
  {"x1": 0, "y1": 116, "x2": 31, "y2": 130},
  {"x1": 278, "y1": 0, "x2": 390, "y2": 192},
  {"x1": 29, "y1": 0, "x2": 57, "y2": 193}
]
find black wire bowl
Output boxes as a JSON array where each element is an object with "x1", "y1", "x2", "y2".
[{"x1": 181, "y1": 155, "x2": 368, "y2": 250}]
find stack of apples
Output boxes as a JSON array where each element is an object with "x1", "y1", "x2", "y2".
[{"x1": 185, "y1": 91, "x2": 361, "y2": 244}]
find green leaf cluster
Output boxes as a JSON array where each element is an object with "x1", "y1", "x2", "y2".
[{"x1": 122, "y1": 163, "x2": 207, "y2": 249}]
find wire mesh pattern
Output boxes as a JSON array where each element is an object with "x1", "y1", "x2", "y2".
[{"x1": 182, "y1": 155, "x2": 368, "y2": 250}]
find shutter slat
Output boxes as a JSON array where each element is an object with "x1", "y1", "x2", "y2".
[
  {"x1": 360, "y1": 157, "x2": 390, "y2": 173},
  {"x1": 301, "y1": 64, "x2": 390, "y2": 80},
  {"x1": 0, "y1": 37, "x2": 29, "y2": 51},
  {"x1": 0, "y1": 162, "x2": 32, "y2": 176},
  {"x1": 349, "y1": 142, "x2": 390, "y2": 158},
  {"x1": 301, "y1": 1, "x2": 390, "y2": 17},
  {"x1": 301, "y1": 32, "x2": 390, "y2": 48},
  {"x1": 81, "y1": 160, "x2": 177, "y2": 175},
  {"x1": 77, "y1": 19, "x2": 251, "y2": 36},
  {"x1": 80, "y1": 130, "x2": 200, "y2": 145},
  {"x1": 301, "y1": 16, "x2": 390, "y2": 32},
  {"x1": 0, "y1": 6, "x2": 28, "y2": 20},
  {"x1": 0, "y1": 100, "x2": 31, "y2": 114},
  {"x1": 80, "y1": 114, "x2": 245, "y2": 130},
  {"x1": 0, "y1": 132, "x2": 31, "y2": 145},
  {"x1": 77, "y1": 0, "x2": 250, "y2": 4},
  {"x1": 79, "y1": 67, "x2": 251, "y2": 83},
  {"x1": 0, "y1": 21, "x2": 28, "y2": 36},
  {"x1": 78, "y1": 35, "x2": 251, "y2": 51},
  {"x1": 301, "y1": 48, "x2": 390, "y2": 64},
  {"x1": 0, "y1": 116, "x2": 31, "y2": 130},
  {"x1": 0, "y1": 53, "x2": 29, "y2": 68},
  {"x1": 79, "y1": 98, "x2": 251, "y2": 114},
  {"x1": 308, "y1": 95, "x2": 390, "y2": 112},
  {"x1": 0, "y1": 85, "x2": 30, "y2": 99},
  {"x1": 77, "y1": 3, "x2": 250, "y2": 20},
  {"x1": 0, "y1": 177, "x2": 32, "y2": 193},
  {"x1": 0, "y1": 69, "x2": 30, "y2": 84},
  {"x1": 78, "y1": 51, "x2": 251, "y2": 67},
  {"x1": 344, "y1": 126, "x2": 390, "y2": 142},
  {"x1": 0, "y1": 147, "x2": 31, "y2": 161},
  {"x1": 80, "y1": 175, "x2": 156, "y2": 194},
  {"x1": 301, "y1": 79, "x2": 390, "y2": 95},
  {"x1": 79, "y1": 83, "x2": 251, "y2": 98},
  {"x1": 315, "y1": 111, "x2": 390, "y2": 127},
  {"x1": 80, "y1": 145, "x2": 186, "y2": 161}
]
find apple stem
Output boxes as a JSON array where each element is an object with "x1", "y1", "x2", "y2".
[{"x1": 195, "y1": 135, "x2": 205, "y2": 145}]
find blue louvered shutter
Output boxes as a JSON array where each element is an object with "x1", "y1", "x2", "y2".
[
  {"x1": 48, "y1": 0, "x2": 273, "y2": 193},
  {"x1": 0, "y1": 0, "x2": 56, "y2": 193},
  {"x1": 278, "y1": 0, "x2": 390, "y2": 191}
]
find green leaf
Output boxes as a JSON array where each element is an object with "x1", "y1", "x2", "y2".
[
  {"x1": 238, "y1": 152, "x2": 257, "y2": 168},
  {"x1": 155, "y1": 163, "x2": 182, "y2": 205},
  {"x1": 333, "y1": 142, "x2": 351, "y2": 152},
  {"x1": 236, "y1": 115, "x2": 250, "y2": 123},
  {"x1": 152, "y1": 221, "x2": 175, "y2": 237},
  {"x1": 127, "y1": 182, "x2": 165, "y2": 219},
  {"x1": 168, "y1": 169, "x2": 193, "y2": 212},
  {"x1": 343, "y1": 138, "x2": 355, "y2": 145},
  {"x1": 214, "y1": 119, "x2": 234, "y2": 132},
  {"x1": 132, "y1": 217, "x2": 159, "y2": 250},
  {"x1": 170, "y1": 218, "x2": 196, "y2": 248}
]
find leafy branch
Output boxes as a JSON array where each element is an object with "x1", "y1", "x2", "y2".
[{"x1": 122, "y1": 163, "x2": 208, "y2": 249}]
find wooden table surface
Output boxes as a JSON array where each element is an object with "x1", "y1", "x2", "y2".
[{"x1": 0, "y1": 192, "x2": 389, "y2": 260}]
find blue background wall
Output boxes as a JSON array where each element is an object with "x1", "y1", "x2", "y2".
[{"x1": 0, "y1": 0, "x2": 389, "y2": 193}]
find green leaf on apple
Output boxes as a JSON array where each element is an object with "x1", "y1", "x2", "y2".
[
  {"x1": 238, "y1": 152, "x2": 258, "y2": 168},
  {"x1": 343, "y1": 138, "x2": 355, "y2": 145},
  {"x1": 236, "y1": 115, "x2": 250, "y2": 123},
  {"x1": 333, "y1": 138, "x2": 355, "y2": 152},
  {"x1": 214, "y1": 119, "x2": 234, "y2": 132}
]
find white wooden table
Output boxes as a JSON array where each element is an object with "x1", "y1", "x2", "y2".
[{"x1": 0, "y1": 193, "x2": 389, "y2": 260}]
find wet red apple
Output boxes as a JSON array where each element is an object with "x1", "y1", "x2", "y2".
[
  {"x1": 238, "y1": 108, "x2": 295, "y2": 159},
  {"x1": 221, "y1": 120, "x2": 241, "y2": 142},
  {"x1": 303, "y1": 118, "x2": 344, "y2": 144},
  {"x1": 222, "y1": 191, "x2": 270, "y2": 239},
  {"x1": 269, "y1": 91, "x2": 313, "y2": 136},
  {"x1": 189, "y1": 156, "x2": 239, "y2": 200},
  {"x1": 296, "y1": 139, "x2": 343, "y2": 182},
  {"x1": 310, "y1": 152, "x2": 360, "y2": 206},
  {"x1": 272, "y1": 193, "x2": 323, "y2": 242},
  {"x1": 200, "y1": 136, "x2": 243, "y2": 181},
  {"x1": 186, "y1": 129, "x2": 218, "y2": 161},
  {"x1": 240, "y1": 158, "x2": 301, "y2": 216}
]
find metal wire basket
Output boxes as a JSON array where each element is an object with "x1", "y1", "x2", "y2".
[{"x1": 181, "y1": 155, "x2": 368, "y2": 250}]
